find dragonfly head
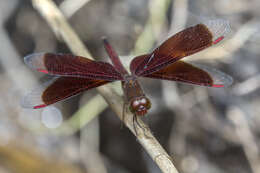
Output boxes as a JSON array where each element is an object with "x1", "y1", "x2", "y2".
[{"x1": 129, "y1": 96, "x2": 151, "y2": 116}]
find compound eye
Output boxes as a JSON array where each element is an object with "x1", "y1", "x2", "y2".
[
  {"x1": 129, "y1": 100, "x2": 141, "y2": 113},
  {"x1": 140, "y1": 98, "x2": 147, "y2": 104},
  {"x1": 132, "y1": 100, "x2": 140, "y2": 107}
]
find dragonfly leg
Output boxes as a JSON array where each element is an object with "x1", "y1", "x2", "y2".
[
  {"x1": 132, "y1": 114, "x2": 151, "y2": 138},
  {"x1": 133, "y1": 115, "x2": 138, "y2": 135}
]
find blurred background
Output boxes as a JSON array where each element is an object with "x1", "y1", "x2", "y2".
[{"x1": 1, "y1": 0, "x2": 260, "y2": 172}]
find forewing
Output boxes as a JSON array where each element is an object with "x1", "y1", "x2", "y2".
[
  {"x1": 24, "y1": 53, "x2": 123, "y2": 81},
  {"x1": 21, "y1": 77, "x2": 110, "y2": 109},
  {"x1": 143, "y1": 61, "x2": 233, "y2": 87},
  {"x1": 131, "y1": 19, "x2": 230, "y2": 76}
]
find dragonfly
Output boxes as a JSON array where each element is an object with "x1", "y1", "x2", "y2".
[{"x1": 22, "y1": 19, "x2": 232, "y2": 125}]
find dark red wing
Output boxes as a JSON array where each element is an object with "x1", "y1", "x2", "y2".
[
  {"x1": 130, "y1": 19, "x2": 230, "y2": 76},
  {"x1": 24, "y1": 53, "x2": 123, "y2": 81},
  {"x1": 21, "y1": 77, "x2": 110, "y2": 109},
  {"x1": 143, "y1": 60, "x2": 232, "y2": 87}
]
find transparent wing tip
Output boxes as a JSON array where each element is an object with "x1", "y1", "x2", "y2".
[
  {"x1": 24, "y1": 53, "x2": 46, "y2": 71},
  {"x1": 20, "y1": 78, "x2": 55, "y2": 109},
  {"x1": 21, "y1": 92, "x2": 46, "y2": 109},
  {"x1": 204, "y1": 65, "x2": 233, "y2": 88},
  {"x1": 203, "y1": 19, "x2": 231, "y2": 44},
  {"x1": 191, "y1": 63, "x2": 233, "y2": 88}
]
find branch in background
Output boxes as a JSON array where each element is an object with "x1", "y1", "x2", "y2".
[
  {"x1": 227, "y1": 106, "x2": 260, "y2": 173},
  {"x1": 59, "y1": 0, "x2": 92, "y2": 18},
  {"x1": 133, "y1": 0, "x2": 171, "y2": 55},
  {"x1": 0, "y1": 143, "x2": 83, "y2": 173},
  {"x1": 0, "y1": 0, "x2": 37, "y2": 93},
  {"x1": 31, "y1": 0, "x2": 180, "y2": 172},
  {"x1": 169, "y1": 0, "x2": 188, "y2": 34}
]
